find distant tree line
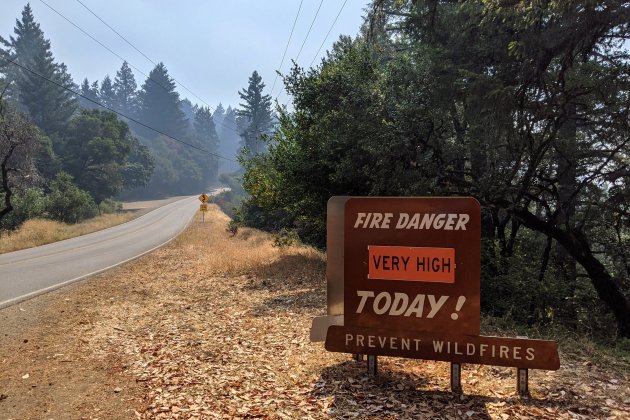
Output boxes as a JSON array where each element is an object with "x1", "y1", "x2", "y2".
[
  {"x1": 236, "y1": 0, "x2": 630, "y2": 340},
  {"x1": 1, "y1": 4, "x2": 275, "y2": 230},
  {"x1": 0, "y1": 4, "x2": 155, "y2": 229}
]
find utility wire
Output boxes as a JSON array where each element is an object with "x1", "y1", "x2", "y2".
[
  {"x1": 294, "y1": 0, "x2": 325, "y2": 63},
  {"x1": 73, "y1": 0, "x2": 220, "y2": 118},
  {"x1": 0, "y1": 55, "x2": 236, "y2": 162},
  {"x1": 309, "y1": 0, "x2": 348, "y2": 68},
  {"x1": 38, "y1": 0, "x2": 170, "y2": 95},
  {"x1": 275, "y1": 0, "x2": 325, "y2": 104},
  {"x1": 269, "y1": 0, "x2": 304, "y2": 97},
  {"x1": 40, "y1": 0, "x2": 240, "y2": 137}
]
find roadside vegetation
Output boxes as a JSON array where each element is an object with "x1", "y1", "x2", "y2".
[
  {"x1": 228, "y1": 1, "x2": 630, "y2": 344},
  {"x1": 0, "y1": 212, "x2": 134, "y2": 254},
  {"x1": 0, "y1": 5, "x2": 273, "y2": 237}
]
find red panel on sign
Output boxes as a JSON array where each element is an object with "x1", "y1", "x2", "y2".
[{"x1": 368, "y1": 246, "x2": 455, "y2": 283}]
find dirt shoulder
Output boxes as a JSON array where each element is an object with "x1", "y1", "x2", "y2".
[{"x1": 1, "y1": 205, "x2": 628, "y2": 419}]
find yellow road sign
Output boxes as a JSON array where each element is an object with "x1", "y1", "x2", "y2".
[
  {"x1": 200, "y1": 203, "x2": 208, "y2": 212},
  {"x1": 199, "y1": 193, "x2": 209, "y2": 203}
]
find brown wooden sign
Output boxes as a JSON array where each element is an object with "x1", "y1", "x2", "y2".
[
  {"x1": 344, "y1": 197, "x2": 481, "y2": 335},
  {"x1": 312, "y1": 196, "x2": 561, "y2": 388},
  {"x1": 325, "y1": 326, "x2": 560, "y2": 370}
]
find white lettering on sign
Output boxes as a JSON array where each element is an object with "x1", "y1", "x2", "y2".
[
  {"x1": 432, "y1": 340, "x2": 535, "y2": 360},
  {"x1": 356, "y1": 290, "x2": 458, "y2": 319},
  {"x1": 343, "y1": 333, "x2": 536, "y2": 361},
  {"x1": 353, "y1": 213, "x2": 470, "y2": 230}
]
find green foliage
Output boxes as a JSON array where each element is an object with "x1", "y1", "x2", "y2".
[
  {"x1": 0, "y1": 98, "x2": 40, "y2": 227},
  {"x1": 46, "y1": 172, "x2": 97, "y2": 223},
  {"x1": 213, "y1": 173, "x2": 246, "y2": 219},
  {"x1": 0, "y1": 188, "x2": 47, "y2": 230},
  {"x1": 113, "y1": 62, "x2": 137, "y2": 115},
  {"x1": 1, "y1": 4, "x2": 76, "y2": 135},
  {"x1": 99, "y1": 75, "x2": 115, "y2": 109},
  {"x1": 98, "y1": 198, "x2": 122, "y2": 214},
  {"x1": 237, "y1": 2, "x2": 630, "y2": 338},
  {"x1": 122, "y1": 136, "x2": 154, "y2": 190},
  {"x1": 57, "y1": 109, "x2": 145, "y2": 203},
  {"x1": 193, "y1": 106, "x2": 219, "y2": 183},
  {"x1": 237, "y1": 71, "x2": 273, "y2": 157},
  {"x1": 226, "y1": 220, "x2": 239, "y2": 236},
  {"x1": 79, "y1": 78, "x2": 100, "y2": 109},
  {"x1": 137, "y1": 63, "x2": 188, "y2": 139},
  {"x1": 272, "y1": 228, "x2": 300, "y2": 248}
]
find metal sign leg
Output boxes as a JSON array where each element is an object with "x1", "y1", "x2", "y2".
[
  {"x1": 451, "y1": 363, "x2": 462, "y2": 393},
  {"x1": 367, "y1": 355, "x2": 378, "y2": 376},
  {"x1": 353, "y1": 353, "x2": 363, "y2": 362},
  {"x1": 517, "y1": 368, "x2": 529, "y2": 397}
]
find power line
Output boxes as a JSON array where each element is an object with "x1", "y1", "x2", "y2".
[
  {"x1": 309, "y1": 0, "x2": 348, "y2": 68},
  {"x1": 39, "y1": 0, "x2": 240, "y2": 137},
  {"x1": 38, "y1": 0, "x2": 169, "y2": 95},
  {"x1": 294, "y1": 0, "x2": 325, "y2": 63},
  {"x1": 275, "y1": 0, "x2": 325, "y2": 103},
  {"x1": 0, "y1": 55, "x2": 236, "y2": 162},
  {"x1": 73, "y1": 0, "x2": 220, "y2": 117},
  {"x1": 270, "y1": 0, "x2": 304, "y2": 97}
]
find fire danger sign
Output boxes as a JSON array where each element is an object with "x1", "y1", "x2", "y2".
[
  {"x1": 344, "y1": 197, "x2": 481, "y2": 335},
  {"x1": 313, "y1": 196, "x2": 560, "y2": 373}
]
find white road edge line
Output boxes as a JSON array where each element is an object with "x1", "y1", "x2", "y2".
[{"x1": 0, "y1": 199, "x2": 198, "y2": 310}]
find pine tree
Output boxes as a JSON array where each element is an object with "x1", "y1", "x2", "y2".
[
  {"x1": 194, "y1": 106, "x2": 219, "y2": 152},
  {"x1": 194, "y1": 106, "x2": 219, "y2": 182},
  {"x1": 1, "y1": 4, "x2": 76, "y2": 134},
  {"x1": 137, "y1": 63, "x2": 187, "y2": 139},
  {"x1": 99, "y1": 75, "x2": 115, "y2": 109},
  {"x1": 79, "y1": 77, "x2": 99, "y2": 109},
  {"x1": 218, "y1": 106, "x2": 241, "y2": 172},
  {"x1": 237, "y1": 71, "x2": 273, "y2": 156},
  {"x1": 19, "y1": 44, "x2": 75, "y2": 134},
  {"x1": 212, "y1": 102, "x2": 225, "y2": 127},
  {"x1": 0, "y1": 4, "x2": 43, "y2": 96},
  {"x1": 113, "y1": 61, "x2": 137, "y2": 115}
]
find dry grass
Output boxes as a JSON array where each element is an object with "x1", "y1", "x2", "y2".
[
  {"x1": 1, "y1": 204, "x2": 628, "y2": 418},
  {"x1": 79, "y1": 204, "x2": 626, "y2": 419},
  {"x1": 175, "y1": 207, "x2": 324, "y2": 278},
  {"x1": 0, "y1": 212, "x2": 136, "y2": 254}
]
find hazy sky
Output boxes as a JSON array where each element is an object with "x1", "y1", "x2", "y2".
[{"x1": 1, "y1": 0, "x2": 369, "y2": 109}]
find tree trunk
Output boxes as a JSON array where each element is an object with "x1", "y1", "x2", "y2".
[
  {"x1": 555, "y1": 102, "x2": 577, "y2": 294},
  {"x1": 0, "y1": 143, "x2": 17, "y2": 223},
  {"x1": 516, "y1": 209, "x2": 630, "y2": 338}
]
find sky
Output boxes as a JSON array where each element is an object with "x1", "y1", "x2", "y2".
[{"x1": 1, "y1": 0, "x2": 369, "y2": 109}]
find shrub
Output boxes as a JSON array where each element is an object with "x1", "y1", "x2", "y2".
[
  {"x1": 99, "y1": 198, "x2": 122, "y2": 214},
  {"x1": 46, "y1": 172, "x2": 98, "y2": 223},
  {"x1": 272, "y1": 228, "x2": 300, "y2": 248},
  {"x1": 0, "y1": 188, "x2": 48, "y2": 231}
]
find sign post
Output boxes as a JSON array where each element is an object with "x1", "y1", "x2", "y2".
[
  {"x1": 199, "y1": 194, "x2": 209, "y2": 222},
  {"x1": 311, "y1": 197, "x2": 560, "y2": 395}
]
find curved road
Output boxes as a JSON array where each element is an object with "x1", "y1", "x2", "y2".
[{"x1": 0, "y1": 195, "x2": 200, "y2": 309}]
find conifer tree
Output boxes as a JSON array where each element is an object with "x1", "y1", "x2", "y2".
[
  {"x1": 137, "y1": 63, "x2": 187, "y2": 139},
  {"x1": 0, "y1": 4, "x2": 43, "y2": 96},
  {"x1": 113, "y1": 61, "x2": 137, "y2": 115},
  {"x1": 0, "y1": 4, "x2": 76, "y2": 134},
  {"x1": 194, "y1": 106, "x2": 219, "y2": 151},
  {"x1": 194, "y1": 106, "x2": 219, "y2": 182},
  {"x1": 237, "y1": 71, "x2": 273, "y2": 156},
  {"x1": 218, "y1": 106, "x2": 242, "y2": 172},
  {"x1": 99, "y1": 75, "x2": 115, "y2": 109},
  {"x1": 79, "y1": 78, "x2": 99, "y2": 109},
  {"x1": 212, "y1": 102, "x2": 225, "y2": 127}
]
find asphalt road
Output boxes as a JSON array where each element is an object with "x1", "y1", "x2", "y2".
[{"x1": 0, "y1": 195, "x2": 200, "y2": 309}]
